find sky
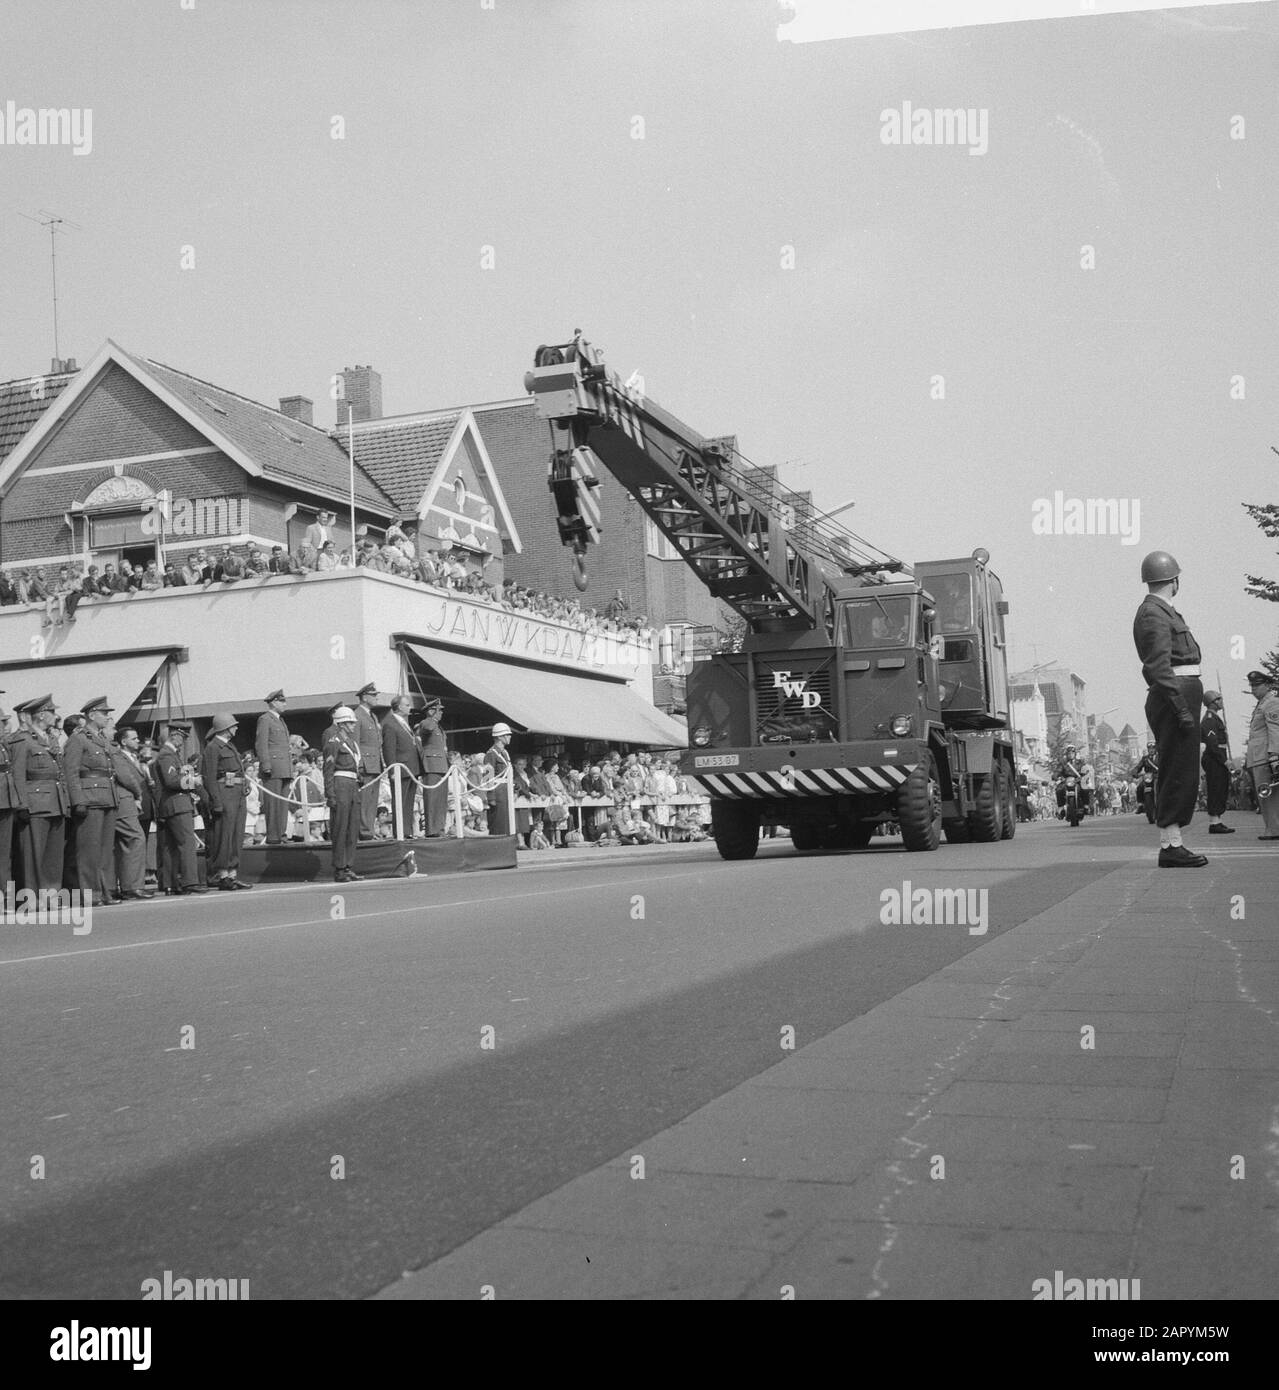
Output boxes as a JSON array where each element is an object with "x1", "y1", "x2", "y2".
[{"x1": 1, "y1": 0, "x2": 1276, "y2": 748}]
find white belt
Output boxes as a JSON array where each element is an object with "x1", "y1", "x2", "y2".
[
  {"x1": 333, "y1": 770, "x2": 357, "y2": 779},
  {"x1": 1173, "y1": 666, "x2": 1200, "y2": 676}
]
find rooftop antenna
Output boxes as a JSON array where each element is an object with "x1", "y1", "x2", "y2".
[{"x1": 18, "y1": 208, "x2": 82, "y2": 363}]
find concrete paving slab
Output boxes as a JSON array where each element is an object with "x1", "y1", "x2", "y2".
[{"x1": 930, "y1": 1080, "x2": 1166, "y2": 1122}]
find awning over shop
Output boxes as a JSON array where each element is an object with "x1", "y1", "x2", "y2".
[
  {"x1": 404, "y1": 642, "x2": 687, "y2": 746},
  {"x1": 0, "y1": 650, "x2": 170, "y2": 722}
]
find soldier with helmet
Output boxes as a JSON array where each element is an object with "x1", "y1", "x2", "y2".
[
  {"x1": 323, "y1": 707, "x2": 364, "y2": 882},
  {"x1": 63, "y1": 696, "x2": 122, "y2": 905},
  {"x1": 1133, "y1": 550, "x2": 1206, "y2": 866},
  {"x1": 1199, "y1": 689, "x2": 1234, "y2": 835},
  {"x1": 10, "y1": 694, "x2": 71, "y2": 891},
  {"x1": 483, "y1": 722, "x2": 513, "y2": 836},
  {"x1": 154, "y1": 720, "x2": 208, "y2": 894},
  {"x1": 202, "y1": 713, "x2": 252, "y2": 891}
]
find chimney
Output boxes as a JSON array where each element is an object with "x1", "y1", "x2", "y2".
[
  {"x1": 279, "y1": 395, "x2": 314, "y2": 427},
  {"x1": 336, "y1": 365, "x2": 383, "y2": 424},
  {"x1": 50, "y1": 356, "x2": 78, "y2": 374}
]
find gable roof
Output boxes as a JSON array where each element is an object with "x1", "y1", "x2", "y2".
[
  {"x1": 0, "y1": 369, "x2": 76, "y2": 465},
  {"x1": 0, "y1": 341, "x2": 397, "y2": 514},
  {"x1": 342, "y1": 407, "x2": 521, "y2": 549}
]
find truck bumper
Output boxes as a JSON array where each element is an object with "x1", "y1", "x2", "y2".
[{"x1": 681, "y1": 742, "x2": 921, "y2": 799}]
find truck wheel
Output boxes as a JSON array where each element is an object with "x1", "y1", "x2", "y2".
[
  {"x1": 969, "y1": 773, "x2": 1001, "y2": 843},
  {"x1": 943, "y1": 818, "x2": 972, "y2": 844},
  {"x1": 897, "y1": 754, "x2": 942, "y2": 852},
  {"x1": 824, "y1": 822, "x2": 874, "y2": 850},
  {"x1": 999, "y1": 763, "x2": 1016, "y2": 840},
  {"x1": 711, "y1": 800, "x2": 760, "y2": 860},
  {"x1": 790, "y1": 824, "x2": 823, "y2": 852}
]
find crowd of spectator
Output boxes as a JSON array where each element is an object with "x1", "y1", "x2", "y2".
[{"x1": 0, "y1": 523, "x2": 655, "y2": 648}]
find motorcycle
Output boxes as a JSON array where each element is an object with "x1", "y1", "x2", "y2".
[
  {"x1": 1134, "y1": 772, "x2": 1157, "y2": 823},
  {"x1": 1061, "y1": 775, "x2": 1081, "y2": 827}
]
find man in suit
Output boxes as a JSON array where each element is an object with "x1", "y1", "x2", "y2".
[
  {"x1": 323, "y1": 707, "x2": 364, "y2": 882},
  {"x1": 11, "y1": 694, "x2": 70, "y2": 892},
  {"x1": 254, "y1": 690, "x2": 292, "y2": 845},
  {"x1": 380, "y1": 694, "x2": 422, "y2": 839},
  {"x1": 1133, "y1": 550, "x2": 1206, "y2": 867},
  {"x1": 1244, "y1": 670, "x2": 1279, "y2": 841},
  {"x1": 110, "y1": 726, "x2": 154, "y2": 899},
  {"x1": 267, "y1": 545, "x2": 290, "y2": 575},
  {"x1": 305, "y1": 509, "x2": 338, "y2": 554},
  {"x1": 414, "y1": 697, "x2": 449, "y2": 837},
  {"x1": 63, "y1": 696, "x2": 122, "y2": 905},
  {"x1": 1200, "y1": 689, "x2": 1234, "y2": 835},
  {"x1": 153, "y1": 720, "x2": 207, "y2": 894},
  {"x1": 0, "y1": 693, "x2": 16, "y2": 890},
  {"x1": 202, "y1": 713, "x2": 252, "y2": 890},
  {"x1": 483, "y1": 723, "x2": 513, "y2": 836},
  {"x1": 352, "y1": 682, "x2": 384, "y2": 839}
]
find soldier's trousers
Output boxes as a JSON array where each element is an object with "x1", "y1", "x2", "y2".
[
  {"x1": 423, "y1": 776, "x2": 448, "y2": 836},
  {"x1": 330, "y1": 781, "x2": 359, "y2": 872},
  {"x1": 1249, "y1": 764, "x2": 1279, "y2": 836},
  {"x1": 1146, "y1": 677, "x2": 1202, "y2": 829},
  {"x1": 1203, "y1": 757, "x2": 1230, "y2": 818},
  {"x1": 261, "y1": 776, "x2": 290, "y2": 843},
  {"x1": 0, "y1": 809, "x2": 12, "y2": 889},
  {"x1": 114, "y1": 795, "x2": 146, "y2": 894},
  {"x1": 21, "y1": 814, "x2": 64, "y2": 891},
  {"x1": 208, "y1": 793, "x2": 247, "y2": 876},
  {"x1": 160, "y1": 812, "x2": 199, "y2": 890},
  {"x1": 358, "y1": 774, "x2": 378, "y2": 837},
  {"x1": 73, "y1": 807, "x2": 117, "y2": 900}
]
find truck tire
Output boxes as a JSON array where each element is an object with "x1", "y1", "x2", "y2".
[
  {"x1": 711, "y1": 800, "x2": 760, "y2": 860},
  {"x1": 897, "y1": 754, "x2": 942, "y2": 852},
  {"x1": 969, "y1": 773, "x2": 1001, "y2": 843},
  {"x1": 999, "y1": 763, "x2": 1016, "y2": 840},
  {"x1": 824, "y1": 822, "x2": 874, "y2": 850},
  {"x1": 790, "y1": 824, "x2": 823, "y2": 852},
  {"x1": 943, "y1": 818, "x2": 972, "y2": 844}
]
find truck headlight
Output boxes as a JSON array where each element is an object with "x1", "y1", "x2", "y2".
[
  {"x1": 890, "y1": 715, "x2": 912, "y2": 736},
  {"x1": 692, "y1": 725, "x2": 712, "y2": 746}
]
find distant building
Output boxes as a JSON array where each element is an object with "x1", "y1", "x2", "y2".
[{"x1": 1010, "y1": 665, "x2": 1087, "y2": 754}]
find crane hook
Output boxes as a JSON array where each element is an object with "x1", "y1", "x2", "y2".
[{"x1": 571, "y1": 551, "x2": 589, "y2": 591}]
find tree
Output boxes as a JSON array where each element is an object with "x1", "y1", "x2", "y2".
[{"x1": 1243, "y1": 500, "x2": 1279, "y2": 682}]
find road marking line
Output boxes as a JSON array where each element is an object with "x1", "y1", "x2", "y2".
[{"x1": 0, "y1": 866, "x2": 738, "y2": 968}]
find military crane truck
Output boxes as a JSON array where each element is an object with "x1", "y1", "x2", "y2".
[{"x1": 523, "y1": 333, "x2": 1016, "y2": 859}]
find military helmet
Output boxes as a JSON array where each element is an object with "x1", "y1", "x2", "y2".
[{"x1": 1140, "y1": 551, "x2": 1180, "y2": 583}]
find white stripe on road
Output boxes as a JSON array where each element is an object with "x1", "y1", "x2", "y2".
[{"x1": 0, "y1": 866, "x2": 740, "y2": 968}]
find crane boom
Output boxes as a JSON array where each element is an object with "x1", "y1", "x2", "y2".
[{"x1": 524, "y1": 334, "x2": 905, "y2": 634}]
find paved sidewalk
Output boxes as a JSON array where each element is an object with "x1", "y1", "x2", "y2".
[{"x1": 376, "y1": 846, "x2": 1279, "y2": 1299}]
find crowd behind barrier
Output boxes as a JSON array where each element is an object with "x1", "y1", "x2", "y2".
[{"x1": 0, "y1": 521, "x2": 656, "y2": 649}]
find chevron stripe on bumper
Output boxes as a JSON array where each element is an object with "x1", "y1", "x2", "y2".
[{"x1": 689, "y1": 764, "x2": 917, "y2": 799}]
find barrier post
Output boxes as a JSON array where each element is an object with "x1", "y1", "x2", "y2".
[
  {"x1": 392, "y1": 763, "x2": 403, "y2": 841},
  {"x1": 506, "y1": 763, "x2": 515, "y2": 836},
  {"x1": 451, "y1": 766, "x2": 465, "y2": 840}
]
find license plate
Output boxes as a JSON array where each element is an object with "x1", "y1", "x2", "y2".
[{"x1": 693, "y1": 754, "x2": 740, "y2": 768}]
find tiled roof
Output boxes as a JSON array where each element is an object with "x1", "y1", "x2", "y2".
[
  {"x1": 138, "y1": 354, "x2": 397, "y2": 513},
  {"x1": 1118, "y1": 723, "x2": 1138, "y2": 737},
  {"x1": 0, "y1": 371, "x2": 75, "y2": 464},
  {"x1": 340, "y1": 412, "x2": 462, "y2": 513}
]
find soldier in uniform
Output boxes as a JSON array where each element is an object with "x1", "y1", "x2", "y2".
[
  {"x1": 254, "y1": 690, "x2": 292, "y2": 845},
  {"x1": 64, "y1": 697, "x2": 122, "y2": 905},
  {"x1": 1133, "y1": 551, "x2": 1206, "y2": 866},
  {"x1": 11, "y1": 694, "x2": 70, "y2": 891},
  {"x1": 414, "y1": 698, "x2": 449, "y2": 837},
  {"x1": 352, "y1": 682, "x2": 384, "y2": 839},
  {"x1": 483, "y1": 722, "x2": 513, "y2": 836},
  {"x1": 323, "y1": 707, "x2": 364, "y2": 882},
  {"x1": 1200, "y1": 690, "x2": 1234, "y2": 835},
  {"x1": 153, "y1": 720, "x2": 208, "y2": 894},
  {"x1": 1244, "y1": 670, "x2": 1279, "y2": 841},
  {"x1": 110, "y1": 726, "x2": 154, "y2": 898},
  {"x1": 380, "y1": 694, "x2": 422, "y2": 839},
  {"x1": 202, "y1": 713, "x2": 252, "y2": 890}
]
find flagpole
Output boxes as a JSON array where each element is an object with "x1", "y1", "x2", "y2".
[{"x1": 347, "y1": 405, "x2": 356, "y2": 559}]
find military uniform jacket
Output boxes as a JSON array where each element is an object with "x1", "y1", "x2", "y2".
[
  {"x1": 11, "y1": 730, "x2": 70, "y2": 817},
  {"x1": 202, "y1": 737, "x2": 247, "y2": 808},
  {"x1": 413, "y1": 714, "x2": 447, "y2": 774},
  {"x1": 1132, "y1": 594, "x2": 1202, "y2": 719},
  {"x1": 152, "y1": 746, "x2": 195, "y2": 819},
  {"x1": 0, "y1": 732, "x2": 18, "y2": 810},
  {"x1": 64, "y1": 728, "x2": 121, "y2": 810},
  {"x1": 1201, "y1": 709, "x2": 1229, "y2": 766},
  {"x1": 382, "y1": 713, "x2": 423, "y2": 776},
  {"x1": 482, "y1": 744, "x2": 511, "y2": 807},
  {"x1": 1245, "y1": 690, "x2": 1279, "y2": 769},
  {"x1": 323, "y1": 731, "x2": 362, "y2": 802},
  {"x1": 354, "y1": 705, "x2": 383, "y2": 776},
  {"x1": 110, "y1": 747, "x2": 149, "y2": 808},
  {"x1": 254, "y1": 710, "x2": 292, "y2": 780}
]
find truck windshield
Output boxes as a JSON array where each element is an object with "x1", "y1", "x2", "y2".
[
  {"x1": 927, "y1": 573, "x2": 974, "y2": 633},
  {"x1": 842, "y1": 596, "x2": 913, "y2": 649}
]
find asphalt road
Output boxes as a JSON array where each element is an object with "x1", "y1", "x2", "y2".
[{"x1": 0, "y1": 817, "x2": 1142, "y2": 1298}]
